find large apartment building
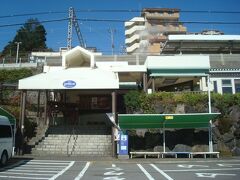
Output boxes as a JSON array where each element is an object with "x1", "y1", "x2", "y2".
[{"x1": 125, "y1": 8, "x2": 187, "y2": 55}]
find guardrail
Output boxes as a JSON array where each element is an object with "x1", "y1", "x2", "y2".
[{"x1": 0, "y1": 63, "x2": 39, "y2": 69}]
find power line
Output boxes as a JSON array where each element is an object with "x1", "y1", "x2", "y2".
[
  {"x1": 0, "y1": 11, "x2": 67, "y2": 19},
  {"x1": 0, "y1": 9, "x2": 240, "y2": 19},
  {"x1": 181, "y1": 10, "x2": 240, "y2": 14},
  {"x1": 76, "y1": 9, "x2": 240, "y2": 14},
  {"x1": 1, "y1": 18, "x2": 240, "y2": 28},
  {"x1": 77, "y1": 18, "x2": 240, "y2": 25},
  {"x1": 0, "y1": 18, "x2": 68, "y2": 28}
]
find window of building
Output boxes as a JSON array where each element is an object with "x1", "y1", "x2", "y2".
[
  {"x1": 222, "y1": 79, "x2": 232, "y2": 94},
  {"x1": 234, "y1": 79, "x2": 240, "y2": 93},
  {"x1": 168, "y1": 11, "x2": 174, "y2": 16},
  {"x1": 213, "y1": 81, "x2": 218, "y2": 93}
]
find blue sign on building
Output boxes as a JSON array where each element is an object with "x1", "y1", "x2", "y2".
[{"x1": 63, "y1": 80, "x2": 76, "y2": 88}]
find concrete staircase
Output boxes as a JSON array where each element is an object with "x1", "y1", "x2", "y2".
[
  {"x1": 27, "y1": 122, "x2": 48, "y2": 147},
  {"x1": 31, "y1": 125, "x2": 112, "y2": 156}
]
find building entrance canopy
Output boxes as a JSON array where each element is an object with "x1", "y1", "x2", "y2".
[
  {"x1": 19, "y1": 46, "x2": 119, "y2": 90},
  {"x1": 18, "y1": 68, "x2": 119, "y2": 90}
]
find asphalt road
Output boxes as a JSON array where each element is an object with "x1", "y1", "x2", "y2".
[{"x1": 0, "y1": 157, "x2": 240, "y2": 179}]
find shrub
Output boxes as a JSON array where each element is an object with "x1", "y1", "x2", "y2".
[
  {"x1": 124, "y1": 90, "x2": 143, "y2": 113},
  {"x1": 124, "y1": 91, "x2": 239, "y2": 115},
  {"x1": 217, "y1": 115, "x2": 232, "y2": 134},
  {"x1": 0, "y1": 68, "x2": 32, "y2": 83}
]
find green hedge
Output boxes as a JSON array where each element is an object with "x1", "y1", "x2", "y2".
[
  {"x1": 124, "y1": 91, "x2": 240, "y2": 116},
  {"x1": 0, "y1": 68, "x2": 32, "y2": 83},
  {"x1": 124, "y1": 91, "x2": 240, "y2": 134}
]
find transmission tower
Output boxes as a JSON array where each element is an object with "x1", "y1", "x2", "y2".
[
  {"x1": 108, "y1": 28, "x2": 116, "y2": 55},
  {"x1": 67, "y1": 7, "x2": 86, "y2": 50}
]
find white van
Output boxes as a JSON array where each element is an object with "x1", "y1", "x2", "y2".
[{"x1": 0, "y1": 115, "x2": 13, "y2": 166}]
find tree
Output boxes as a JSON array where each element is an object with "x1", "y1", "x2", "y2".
[{"x1": 1, "y1": 18, "x2": 48, "y2": 58}]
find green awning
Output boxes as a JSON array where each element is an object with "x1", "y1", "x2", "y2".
[
  {"x1": 150, "y1": 73, "x2": 208, "y2": 77},
  {"x1": 0, "y1": 107, "x2": 16, "y2": 125},
  {"x1": 149, "y1": 69, "x2": 209, "y2": 77},
  {"x1": 118, "y1": 113, "x2": 220, "y2": 129}
]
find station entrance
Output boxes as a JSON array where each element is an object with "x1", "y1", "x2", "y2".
[
  {"x1": 48, "y1": 90, "x2": 113, "y2": 127},
  {"x1": 19, "y1": 89, "x2": 122, "y2": 157}
]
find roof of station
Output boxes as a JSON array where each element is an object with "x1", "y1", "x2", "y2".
[
  {"x1": 162, "y1": 35, "x2": 240, "y2": 54},
  {"x1": 145, "y1": 55, "x2": 210, "y2": 77},
  {"x1": 168, "y1": 35, "x2": 240, "y2": 41},
  {"x1": 19, "y1": 46, "x2": 119, "y2": 90},
  {"x1": 19, "y1": 67, "x2": 119, "y2": 90}
]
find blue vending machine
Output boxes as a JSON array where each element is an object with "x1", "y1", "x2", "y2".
[{"x1": 118, "y1": 131, "x2": 129, "y2": 159}]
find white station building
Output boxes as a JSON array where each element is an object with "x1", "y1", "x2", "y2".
[{"x1": 18, "y1": 34, "x2": 240, "y2": 157}]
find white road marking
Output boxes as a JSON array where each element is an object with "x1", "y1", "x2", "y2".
[
  {"x1": 0, "y1": 160, "x2": 26, "y2": 172},
  {"x1": 0, "y1": 171, "x2": 54, "y2": 176},
  {"x1": 164, "y1": 167, "x2": 240, "y2": 172},
  {"x1": 49, "y1": 161, "x2": 75, "y2": 180},
  {"x1": 103, "y1": 177, "x2": 125, "y2": 180},
  {"x1": 104, "y1": 171, "x2": 124, "y2": 176},
  {"x1": 178, "y1": 164, "x2": 209, "y2": 168},
  {"x1": 74, "y1": 161, "x2": 91, "y2": 180},
  {"x1": 21, "y1": 165, "x2": 66, "y2": 168},
  {"x1": 137, "y1": 164, "x2": 155, "y2": 180},
  {"x1": 150, "y1": 164, "x2": 174, "y2": 180},
  {"x1": 196, "y1": 173, "x2": 236, "y2": 178},
  {"x1": 0, "y1": 175, "x2": 48, "y2": 179},
  {"x1": 30, "y1": 160, "x2": 73, "y2": 162},
  {"x1": 6, "y1": 169, "x2": 60, "y2": 173},
  {"x1": 14, "y1": 167, "x2": 65, "y2": 170},
  {"x1": 104, "y1": 164, "x2": 125, "y2": 179},
  {"x1": 27, "y1": 162, "x2": 70, "y2": 165},
  {"x1": 217, "y1": 163, "x2": 240, "y2": 167},
  {"x1": 106, "y1": 167, "x2": 123, "y2": 171},
  {"x1": 0, "y1": 160, "x2": 75, "y2": 180}
]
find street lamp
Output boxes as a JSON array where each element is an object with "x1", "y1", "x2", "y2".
[{"x1": 15, "y1": 42, "x2": 22, "y2": 64}]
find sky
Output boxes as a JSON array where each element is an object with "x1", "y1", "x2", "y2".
[{"x1": 0, "y1": 0, "x2": 240, "y2": 54}]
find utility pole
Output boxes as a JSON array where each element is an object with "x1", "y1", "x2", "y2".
[
  {"x1": 108, "y1": 28, "x2": 116, "y2": 55},
  {"x1": 15, "y1": 42, "x2": 22, "y2": 64}
]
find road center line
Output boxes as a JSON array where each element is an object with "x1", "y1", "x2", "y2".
[
  {"x1": 74, "y1": 161, "x2": 91, "y2": 180},
  {"x1": 137, "y1": 164, "x2": 155, "y2": 180},
  {"x1": 150, "y1": 164, "x2": 174, "y2": 180},
  {"x1": 49, "y1": 161, "x2": 75, "y2": 180}
]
